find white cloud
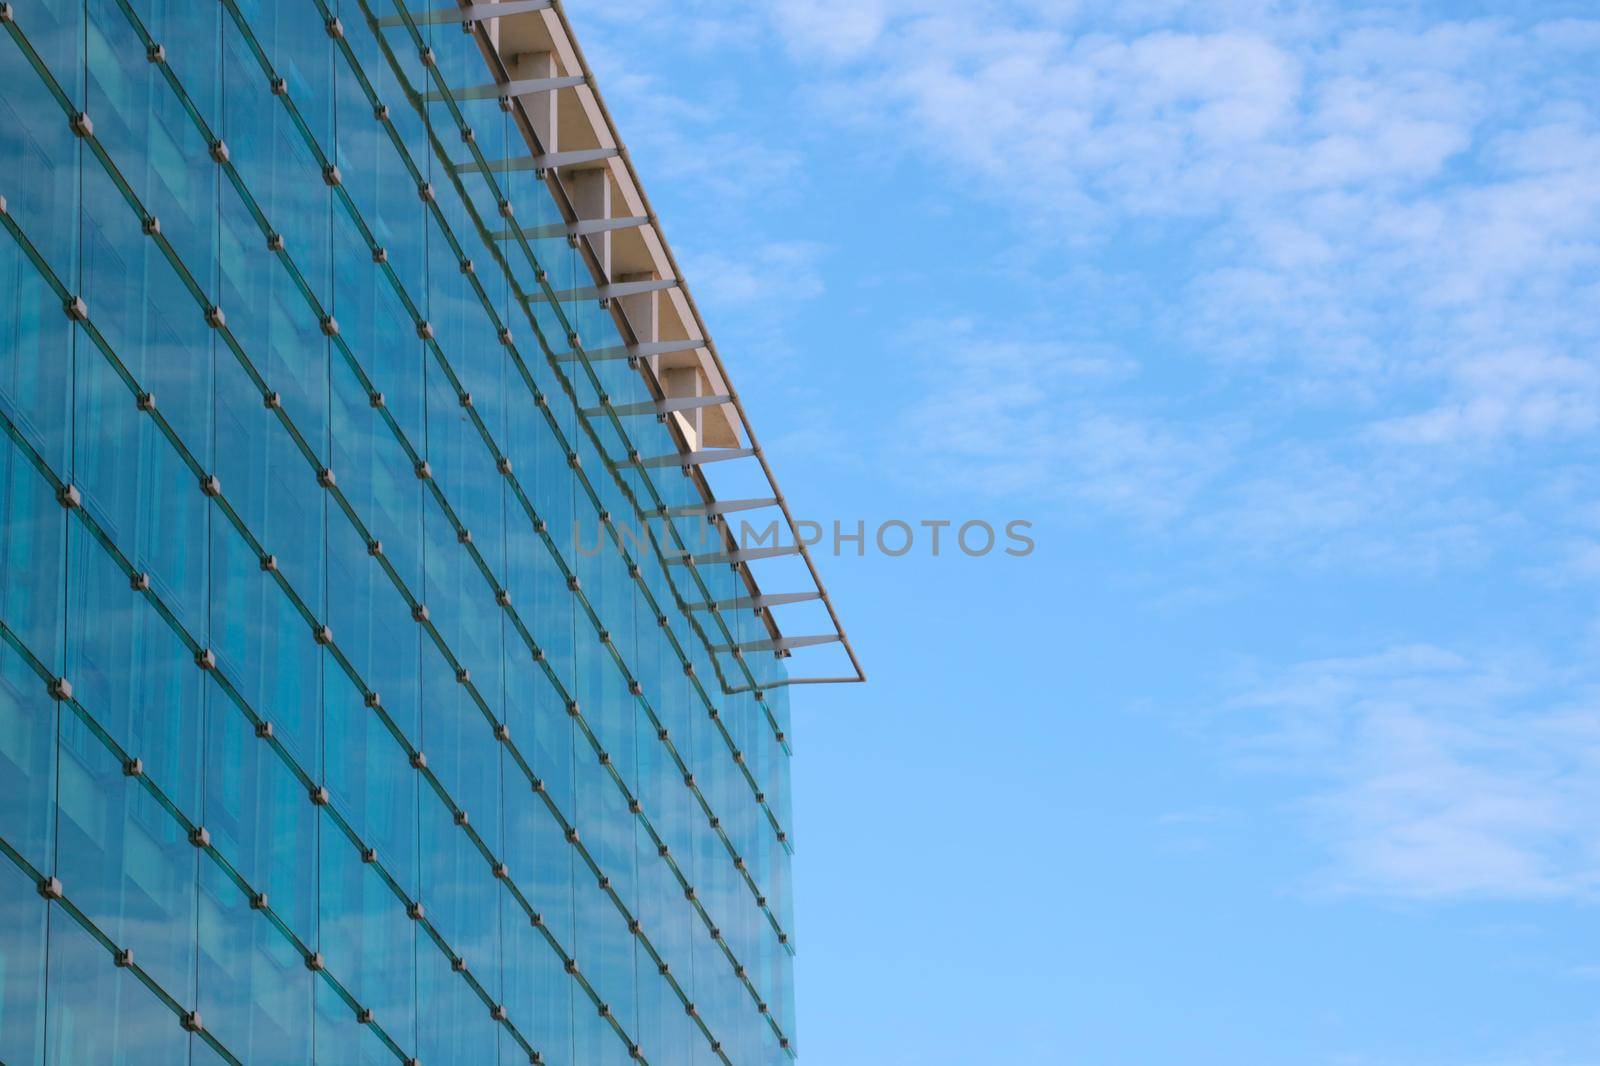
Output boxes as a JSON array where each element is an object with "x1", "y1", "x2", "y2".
[
  {"x1": 889, "y1": 314, "x2": 1535, "y2": 573},
  {"x1": 575, "y1": 1, "x2": 1600, "y2": 579},
  {"x1": 1231, "y1": 644, "x2": 1600, "y2": 900},
  {"x1": 753, "y1": 3, "x2": 1600, "y2": 584},
  {"x1": 769, "y1": 0, "x2": 891, "y2": 63},
  {"x1": 561, "y1": 8, "x2": 802, "y2": 204},
  {"x1": 1371, "y1": 346, "x2": 1600, "y2": 446},
  {"x1": 780, "y1": 3, "x2": 1600, "y2": 443}
]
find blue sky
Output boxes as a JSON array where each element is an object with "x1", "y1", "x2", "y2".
[{"x1": 565, "y1": 3, "x2": 1600, "y2": 1063}]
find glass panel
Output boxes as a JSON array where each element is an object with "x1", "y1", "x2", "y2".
[
  {"x1": 0, "y1": 855, "x2": 48, "y2": 1065},
  {"x1": 46, "y1": 900, "x2": 191, "y2": 1066},
  {"x1": 204, "y1": 673, "x2": 318, "y2": 947},
  {"x1": 415, "y1": 930, "x2": 498, "y2": 1065},
  {"x1": 0, "y1": 626, "x2": 60, "y2": 875},
  {"x1": 196, "y1": 857, "x2": 313, "y2": 1063},
  {"x1": 67, "y1": 521, "x2": 205, "y2": 826},
  {"x1": 314, "y1": 971, "x2": 397, "y2": 1066},
  {"x1": 319, "y1": 820, "x2": 415, "y2": 1059},
  {"x1": 55, "y1": 717, "x2": 198, "y2": 1007}
]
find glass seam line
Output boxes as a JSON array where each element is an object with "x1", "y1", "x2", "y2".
[
  {"x1": 0, "y1": 793, "x2": 247, "y2": 1064},
  {"x1": 0, "y1": 214, "x2": 600, "y2": 1066},
  {"x1": 360, "y1": 0, "x2": 793, "y2": 752},
  {"x1": 206, "y1": 0, "x2": 794, "y2": 867},
  {"x1": 0, "y1": 617, "x2": 418, "y2": 1065},
  {"x1": 122, "y1": 0, "x2": 794, "y2": 959}
]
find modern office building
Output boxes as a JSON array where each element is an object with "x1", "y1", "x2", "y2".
[{"x1": 0, "y1": 1, "x2": 859, "y2": 1062}]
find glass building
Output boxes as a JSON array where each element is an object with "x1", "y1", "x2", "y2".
[{"x1": 0, "y1": 0, "x2": 859, "y2": 1062}]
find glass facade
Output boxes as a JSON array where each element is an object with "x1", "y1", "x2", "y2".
[{"x1": 0, "y1": 0, "x2": 799, "y2": 1062}]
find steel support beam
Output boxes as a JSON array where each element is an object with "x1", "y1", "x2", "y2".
[
  {"x1": 490, "y1": 215, "x2": 649, "y2": 241},
  {"x1": 423, "y1": 75, "x2": 585, "y2": 102},
  {"x1": 556, "y1": 337, "x2": 705, "y2": 364},
  {"x1": 663, "y1": 497, "x2": 779, "y2": 518},
  {"x1": 378, "y1": 0, "x2": 554, "y2": 26},
  {"x1": 625, "y1": 447, "x2": 755, "y2": 469},
  {"x1": 546, "y1": 277, "x2": 677, "y2": 304},
  {"x1": 583, "y1": 394, "x2": 731, "y2": 418},
  {"x1": 748, "y1": 675, "x2": 861, "y2": 689},
  {"x1": 715, "y1": 634, "x2": 843, "y2": 653},
  {"x1": 454, "y1": 147, "x2": 619, "y2": 175},
  {"x1": 577, "y1": 338, "x2": 705, "y2": 361},
  {"x1": 686, "y1": 591, "x2": 822, "y2": 612},
  {"x1": 676, "y1": 544, "x2": 803, "y2": 567}
]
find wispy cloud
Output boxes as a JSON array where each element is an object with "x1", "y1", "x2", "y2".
[
  {"x1": 1230, "y1": 644, "x2": 1600, "y2": 900},
  {"x1": 888, "y1": 316, "x2": 1523, "y2": 572},
  {"x1": 563, "y1": 7, "x2": 802, "y2": 205},
  {"x1": 891, "y1": 318, "x2": 1236, "y2": 521},
  {"x1": 768, "y1": 4, "x2": 1600, "y2": 577},
  {"x1": 574, "y1": 2, "x2": 1600, "y2": 578}
]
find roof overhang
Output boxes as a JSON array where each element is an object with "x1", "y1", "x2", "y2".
[{"x1": 449, "y1": 0, "x2": 863, "y2": 688}]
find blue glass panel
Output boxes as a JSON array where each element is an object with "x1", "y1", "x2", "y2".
[
  {"x1": 196, "y1": 857, "x2": 312, "y2": 1063},
  {"x1": 319, "y1": 819, "x2": 416, "y2": 1055},
  {"x1": 0, "y1": 0, "x2": 80, "y2": 280},
  {"x1": 502, "y1": 755, "x2": 574, "y2": 948},
  {"x1": 0, "y1": 187, "x2": 73, "y2": 478},
  {"x1": 0, "y1": 854, "x2": 47, "y2": 1064},
  {"x1": 144, "y1": 0, "x2": 219, "y2": 119},
  {"x1": 314, "y1": 971, "x2": 397, "y2": 1066},
  {"x1": 415, "y1": 929, "x2": 498, "y2": 1066},
  {"x1": 0, "y1": 430, "x2": 68, "y2": 690},
  {"x1": 417, "y1": 793, "x2": 497, "y2": 988},
  {"x1": 204, "y1": 674, "x2": 318, "y2": 947},
  {"x1": 46, "y1": 901, "x2": 190, "y2": 1066},
  {"x1": 322, "y1": 551, "x2": 418, "y2": 891},
  {"x1": 55, "y1": 719, "x2": 197, "y2": 1007},
  {"x1": 0, "y1": 634, "x2": 59, "y2": 876}
]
